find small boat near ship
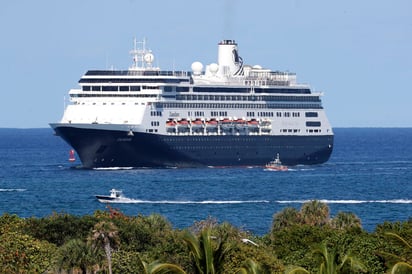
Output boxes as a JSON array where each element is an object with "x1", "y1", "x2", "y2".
[
  {"x1": 265, "y1": 154, "x2": 288, "y2": 171},
  {"x1": 95, "y1": 189, "x2": 125, "y2": 203},
  {"x1": 68, "y1": 149, "x2": 76, "y2": 162}
]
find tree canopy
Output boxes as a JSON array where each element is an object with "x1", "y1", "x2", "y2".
[{"x1": 0, "y1": 201, "x2": 411, "y2": 273}]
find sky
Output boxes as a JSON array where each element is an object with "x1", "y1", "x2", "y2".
[{"x1": 1, "y1": 0, "x2": 411, "y2": 128}]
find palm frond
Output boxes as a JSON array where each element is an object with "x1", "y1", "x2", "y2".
[
  {"x1": 391, "y1": 261, "x2": 412, "y2": 274},
  {"x1": 386, "y1": 232, "x2": 412, "y2": 249},
  {"x1": 148, "y1": 261, "x2": 187, "y2": 274},
  {"x1": 284, "y1": 266, "x2": 310, "y2": 274}
]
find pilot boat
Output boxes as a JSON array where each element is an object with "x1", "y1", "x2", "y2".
[{"x1": 265, "y1": 154, "x2": 288, "y2": 171}]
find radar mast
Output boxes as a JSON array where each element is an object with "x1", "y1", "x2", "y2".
[{"x1": 129, "y1": 38, "x2": 159, "y2": 71}]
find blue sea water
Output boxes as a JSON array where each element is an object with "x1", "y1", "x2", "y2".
[{"x1": 0, "y1": 128, "x2": 411, "y2": 235}]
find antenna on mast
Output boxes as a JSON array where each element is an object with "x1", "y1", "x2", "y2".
[{"x1": 129, "y1": 37, "x2": 158, "y2": 71}]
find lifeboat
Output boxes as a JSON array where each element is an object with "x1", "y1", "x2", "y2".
[
  {"x1": 234, "y1": 118, "x2": 247, "y2": 129},
  {"x1": 191, "y1": 118, "x2": 204, "y2": 128},
  {"x1": 191, "y1": 118, "x2": 204, "y2": 133},
  {"x1": 206, "y1": 118, "x2": 218, "y2": 127},
  {"x1": 177, "y1": 119, "x2": 189, "y2": 126},
  {"x1": 247, "y1": 119, "x2": 259, "y2": 127},
  {"x1": 166, "y1": 120, "x2": 176, "y2": 126},
  {"x1": 166, "y1": 119, "x2": 177, "y2": 133},
  {"x1": 205, "y1": 118, "x2": 218, "y2": 133},
  {"x1": 260, "y1": 119, "x2": 271, "y2": 127},
  {"x1": 220, "y1": 118, "x2": 233, "y2": 130},
  {"x1": 177, "y1": 119, "x2": 190, "y2": 132}
]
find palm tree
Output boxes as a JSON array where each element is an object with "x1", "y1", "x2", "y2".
[
  {"x1": 286, "y1": 243, "x2": 366, "y2": 274},
  {"x1": 272, "y1": 207, "x2": 300, "y2": 231},
  {"x1": 89, "y1": 221, "x2": 120, "y2": 274},
  {"x1": 380, "y1": 232, "x2": 412, "y2": 273},
  {"x1": 56, "y1": 238, "x2": 95, "y2": 274},
  {"x1": 145, "y1": 213, "x2": 172, "y2": 230},
  {"x1": 312, "y1": 243, "x2": 366, "y2": 274},
  {"x1": 183, "y1": 228, "x2": 230, "y2": 274},
  {"x1": 330, "y1": 211, "x2": 362, "y2": 230},
  {"x1": 300, "y1": 200, "x2": 330, "y2": 226}
]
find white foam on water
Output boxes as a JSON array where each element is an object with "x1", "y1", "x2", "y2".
[
  {"x1": 101, "y1": 198, "x2": 270, "y2": 204},
  {"x1": 0, "y1": 188, "x2": 26, "y2": 192},
  {"x1": 276, "y1": 199, "x2": 412, "y2": 204},
  {"x1": 93, "y1": 167, "x2": 134, "y2": 171}
]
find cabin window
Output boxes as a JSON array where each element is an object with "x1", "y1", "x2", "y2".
[
  {"x1": 150, "y1": 111, "x2": 162, "y2": 116},
  {"x1": 305, "y1": 112, "x2": 318, "y2": 117},
  {"x1": 164, "y1": 86, "x2": 174, "y2": 92},
  {"x1": 306, "y1": 121, "x2": 321, "y2": 127},
  {"x1": 102, "y1": 86, "x2": 118, "y2": 92}
]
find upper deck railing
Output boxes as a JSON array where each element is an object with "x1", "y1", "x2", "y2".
[{"x1": 85, "y1": 70, "x2": 191, "y2": 77}]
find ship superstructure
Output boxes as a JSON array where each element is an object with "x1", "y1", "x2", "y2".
[{"x1": 51, "y1": 39, "x2": 333, "y2": 168}]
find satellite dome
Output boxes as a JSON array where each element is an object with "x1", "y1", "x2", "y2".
[
  {"x1": 144, "y1": 53, "x2": 154, "y2": 64},
  {"x1": 209, "y1": 63, "x2": 219, "y2": 74},
  {"x1": 252, "y1": 65, "x2": 262, "y2": 69},
  {"x1": 191, "y1": 61, "x2": 203, "y2": 75}
]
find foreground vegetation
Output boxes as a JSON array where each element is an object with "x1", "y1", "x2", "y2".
[{"x1": 1, "y1": 200, "x2": 412, "y2": 273}]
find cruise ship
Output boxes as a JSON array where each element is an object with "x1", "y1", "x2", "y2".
[{"x1": 50, "y1": 39, "x2": 334, "y2": 168}]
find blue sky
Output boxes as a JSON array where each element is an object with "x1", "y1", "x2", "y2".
[{"x1": 1, "y1": 0, "x2": 411, "y2": 128}]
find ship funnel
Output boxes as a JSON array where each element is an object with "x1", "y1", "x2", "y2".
[{"x1": 217, "y1": 40, "x2": 243, "y2": 76}]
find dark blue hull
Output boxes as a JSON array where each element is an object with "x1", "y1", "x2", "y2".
[
  {"x1": 95, "y1": 195, "x2": 116, "y2": 201},
  {"x1": 53, "y1": 126, "x2": 334, "y2": 168}
]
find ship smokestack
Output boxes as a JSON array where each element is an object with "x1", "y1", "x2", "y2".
[{"x1": 218, "y1": 40, "x2": 242, "y2": 76}]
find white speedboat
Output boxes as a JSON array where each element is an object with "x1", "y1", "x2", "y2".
[{"x1": 95, "y1": 189, "x2": 124, "y2": 203}]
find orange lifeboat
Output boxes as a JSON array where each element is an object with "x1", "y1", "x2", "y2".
[
  {"x1": 176, "y1": 119, "x2": 190, "y2": 133},
  {"x1": 177, "y1": 119, "x2": 189, "y2": 126},
  {"x1": 166, "y1": 120, "x2": 176, "y2": 127},
  {"x1": 248, "y1": 119, "x2": 259, "y2": 127},
  {"x1": 191, "y1": 118, "x2": 204, "y2": 127},
  {"x1": 234, "y1": 118, "x2": 247, "y2": 129},
  {"x1": 206, "y1": 118, "x2": 218, "y2": 127},
  {"x1": 220, "y1": 118, "x2": 233, "y2": 129}
]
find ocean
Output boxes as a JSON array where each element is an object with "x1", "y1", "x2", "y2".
[{"x1": 0, "y1": 128, "x2": 411, "y2": 235}]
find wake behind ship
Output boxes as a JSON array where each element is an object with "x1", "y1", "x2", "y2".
[{"x1": 50, "y1": 39, "x2": 334, "y2": 168}]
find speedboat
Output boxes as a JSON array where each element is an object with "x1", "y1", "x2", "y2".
[
  {"x1": 265, "y1": 154, "x2": 288, "y2": 171},
  {"x1": 95, "y1": 189, "x2": 124, "y2": 203}
]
